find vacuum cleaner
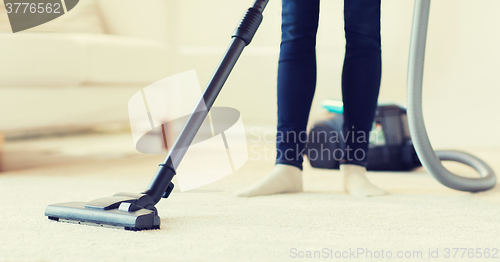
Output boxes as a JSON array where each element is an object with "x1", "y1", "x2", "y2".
[
  {"x1": 308, "y1": 0, "x2": 496, "y2": 190},
  {"x1": 45, "y1": 0, "x2": 270, "y2": 231},
  {"x1": 307, "y1": 102, "x2": 422, "y2": 171},
  {"x1": 45, "y1": 0, "x2": 496, "y2": 231},
  {"x1": 308, "y1": 0, "x2": 496, "y2": 191}
]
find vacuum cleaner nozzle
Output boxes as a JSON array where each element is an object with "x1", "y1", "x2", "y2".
[{"x1": 45, "y1": 192, "x2": 161, "y2": 231}]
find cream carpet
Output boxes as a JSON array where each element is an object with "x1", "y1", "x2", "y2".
[{"x1": 1, "y1": 133, "x2": 500, "y2": 262}]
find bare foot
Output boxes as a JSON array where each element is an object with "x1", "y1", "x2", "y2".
[
  {"x1": 235, "y1": 164, "x2": 303, "y2": 197},
  {"x1": 341, "y1": 164, "x2": 387, "y2": 197}
]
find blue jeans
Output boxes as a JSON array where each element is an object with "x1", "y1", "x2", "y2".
[{"x1": 276, "y1": 0, "x2": 382, "y2": 169}]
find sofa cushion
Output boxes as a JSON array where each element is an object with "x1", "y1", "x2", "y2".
[
  {"x1": 0, "y1": 85, "x2": 141, "y2": 131},
  {"x1": 0, "y1": 33, "x2": 85, "y2": 86},
  {"x1": 0, "y1": 33, "x2": 169, "y2": 86},
  {"x1": 67, "y1": 34, "x2": 169, "y2": 85}
]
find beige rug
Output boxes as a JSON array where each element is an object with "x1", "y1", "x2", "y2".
[{"x1": 1, "y1": 133, "x2": 500, "y2": 262}]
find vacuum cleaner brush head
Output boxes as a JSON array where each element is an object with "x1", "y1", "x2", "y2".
[{"x1": 45, "y1": 192, "x2": 160, "y2": 231}]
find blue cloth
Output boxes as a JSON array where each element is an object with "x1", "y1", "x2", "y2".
[{"x1": 276, "y1": 0, "x2": 382, "y2": 169}]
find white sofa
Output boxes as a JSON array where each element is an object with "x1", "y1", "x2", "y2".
[{"x1": 0, "y1": 0, "x2": 171, "y2": 134}]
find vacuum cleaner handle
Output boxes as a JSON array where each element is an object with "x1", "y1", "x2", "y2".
[{"x1": 143, "y1": 0, "x2": 269, "y2": 204}]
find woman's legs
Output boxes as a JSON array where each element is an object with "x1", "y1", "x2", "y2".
[
  {"x1": 341, "y1": 0, "x2": 385, "y2": 196},
  {"x1": 341, "y1": 0, "x2": 382, "y2": 165},
  {"x1": 275, "y1": 0, "x2": 320, "y2": 169},
  {"x1": 237, "y1": 0, "x2": 386, "y2": 197},
  {"x1": 236, "y1": 0, "x2": 319, "y2": 197}
]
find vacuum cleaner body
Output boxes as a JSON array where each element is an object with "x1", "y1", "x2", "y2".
[{"x1": 307, "y1": 104, "x2": 421, "y2": 171}]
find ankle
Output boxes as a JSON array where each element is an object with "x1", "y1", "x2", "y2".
[{"x1": 340, "y1": 164, "x2": 366, "y2": 175}]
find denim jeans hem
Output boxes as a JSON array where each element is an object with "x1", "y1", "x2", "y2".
[{"x1": 340, "y1": 160, "x2": 367, "y2": 168}]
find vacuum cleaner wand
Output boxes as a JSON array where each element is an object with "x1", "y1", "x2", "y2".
[
  {"x1": 144, "y1": 0, "x2": 268, "y2": 204},
  {"x1": 45, "y1": 0, "x2": 269, "y2": 230}
]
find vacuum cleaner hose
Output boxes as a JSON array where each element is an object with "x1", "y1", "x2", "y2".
[{"x1": 406, "y1": 0, "x2": 496, "y2": 192}]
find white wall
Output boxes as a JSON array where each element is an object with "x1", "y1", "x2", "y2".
[{"x1": 168, "y1": 0, "x2": 500, "y2": 148}]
